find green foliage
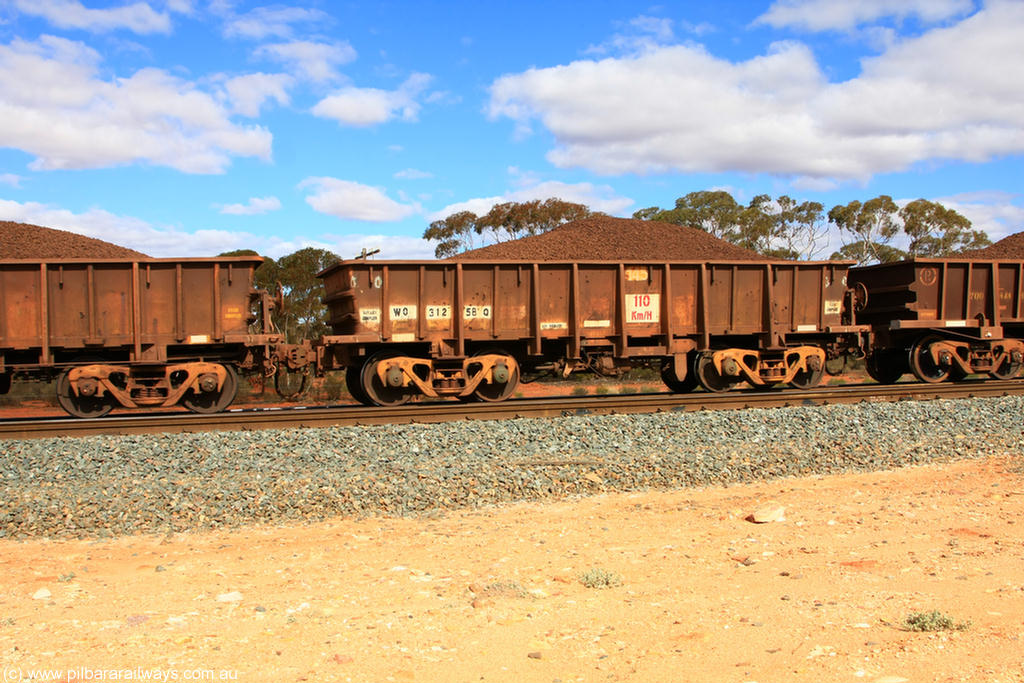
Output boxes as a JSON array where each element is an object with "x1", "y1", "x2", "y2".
[
  {"x1": 638, "y1": 190, "x2": 744, "y2": 242},
  {"x1": 221, "y1": 247, "x2": 339, "y2": 343},
  {"x1": 899, "y1": 199, "x2": 990, "y2": 256},
  {"x1": 829, "y1": 196, "x2": 989, "y2": 264},
  {"x1": 274, "y1": 248, "x2": 340, "y2": 342},
  {"x1": 478, "y1": 198, "x2": 592, "y2": 243},
  {"x1": 831, "y1": 240, "x2": 908, "y2": 264},
  {"x1": 900, "y1": 610, "x2": 970, "y2": 632},
  {"x1": 639, "y1": 190, "x2": 989, "y2": 265},
  {"x1": 423, "y1": 210, "x2": 479, "y2": 259},
  {"x1": 636, "y1": 191, "x2": 828, "y2": 259},
  {"x1": 827, "y1": 196, "x2": 904, "y2": 264},
  {"x1": 579, "y1": 568, "x2": 623, "y2": 589},
  {"x1": 423, "y1": 198, "x2": 593, "y2": 258},
  {"x1": 321, "y1": 371, "x2": 348, "y2": 401}
]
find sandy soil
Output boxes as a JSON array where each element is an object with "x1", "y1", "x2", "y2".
[{"x1": 1, "y1": 456, "x2": 1022, "y2": 683}]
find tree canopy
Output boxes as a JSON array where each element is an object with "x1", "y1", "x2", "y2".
[
  {"x1": 633, "y1": 191, "x2": 830, "y2": 260},
  {"x1": 629, "y1": 190, "x2": 988, "y2": 265},
  {"x1": 220, "y1": 247, "x2": 339, "y2": 342},
  {"x1": 422, "y1": 198, "x2": 593, "y2": 258}
]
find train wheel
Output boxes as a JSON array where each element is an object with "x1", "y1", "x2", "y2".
[
  {"x1": 360, "y1": 351, "x2": 411, "y2": 407},
  {"x1": 472, "y1": 351, "x2": 520, "y2": 402},
  {"x1": 789, "y1": 365, "x2": 824, "y2": 390},
  {"x1": 660, "y1": 355, "x2": 698, "y2": 393},
  {"x1": 864, "y1": 351, "x2": 904, "y2": 384},
  {"x1": 56, "y1": 369, "x2": 114, "y2": 418},
  {"x1": 908, "y1": 335, "x2": 951, "y2": 383},
  {"x1": 990, "y1": 357, "x2": 1022, "y2": 380},
  {"x1": 345, "y1": 365, "x2": 372, "y2": 405},
  {"x1": 182, "y1": 364, "x2": 238, "y2": 413},
  {"x1": 694, "y1": 352, "x2": 739, "y2": 393}
]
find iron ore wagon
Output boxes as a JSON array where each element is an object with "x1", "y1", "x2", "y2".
[
  {"x1": 0, "y1": 256, "x2": 299, "y2": 417},
  {"x1": 850, "y1": 258, "x2": 1024, "y2": 383},
  {"x1": 317, "y1": 258, "x2": 867, "y2": 405}
]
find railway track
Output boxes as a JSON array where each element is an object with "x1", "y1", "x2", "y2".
[{"x1": 2, "y1": 379, "x2": 1023, "y2": 440}]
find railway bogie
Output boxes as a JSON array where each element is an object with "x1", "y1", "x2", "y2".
[
  {"x1": 0, "y1": 257, "x2": 297, "y2": 417},
  {"x1": 7, "y1": 251, "x2": 1023, "y2": 419},
  {"x1": 318, "y1": 259, "x2": 865, "y2": 405},
  {"x1": 850, "y1": 258, "x2": 1024, "y2": 383}
]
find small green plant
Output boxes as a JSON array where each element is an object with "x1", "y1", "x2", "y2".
[
  {"x1": 617, "y1": 384, "x2": 638, "y2": 394},
  {"x1": 579, "y1": 568, "x2": 623, "y2": 589},
  {"x1": 571, "y1": 386, "x2": 588, "y2": 396},
  {"x1": 322, "y1": 371, "x2": 347, "y2": 401},
  {"x1": 594, "y1": 385, "x2": 611, "y2": 395},
  {"x1": 900, "y1": 610, "x2": 970, "y2": 632},
  {"x1": 476, "y1": 581, "x2": 527, "y2": 598}
]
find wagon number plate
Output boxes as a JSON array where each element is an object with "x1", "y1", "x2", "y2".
[
  {"x1": 426, "y1": 305, "x2": 452, "y2": 320},
  {"x1": 463, "y1": 305, "x2": 492, "y2": 319}
]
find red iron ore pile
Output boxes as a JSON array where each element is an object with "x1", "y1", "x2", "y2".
[
  {"x1": 960, "y1": 231, "x2": 1024, "y2": 260},
  {"x1": 454, "y1": 216, "x2": 769, "y2": 261},
  {"x1": 0, "y1": 221, "x2": 147, "y2": 259}
]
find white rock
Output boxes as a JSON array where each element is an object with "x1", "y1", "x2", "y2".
[
  {"x1": 215, "y1": 591, "x2": 243, "y2": 603},
  {"x1": 748, "y1": 505, "x2": 786, "y2": 524},
  {"x1": 32, "y1": 588, "x2": 51, "y2": 600}
]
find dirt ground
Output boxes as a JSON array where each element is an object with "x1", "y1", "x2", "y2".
[{"x1": 1, "y1": 456, "x2": 1022, "y2": 683}]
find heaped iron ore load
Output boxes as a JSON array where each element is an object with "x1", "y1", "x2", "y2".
[
  {"x1": 317, "y1": 258, "x2": 864, "y2": 405},
  {"x1": 4, "y1": 212, "x2": 1024, "y2": 419},
  {"x1": 960, "y1": 231, "x2": 1024, "y2": 260},
  {"x1": 1, "y1": 221, "x2": 148, "y2": 259},
  {"x1": 851, "y1": 258, "x2": 1024, "y2": 383},
  {"x1": 454, "y1": 217, "x2": 768, "y2": 261},
  {"x1": 0, "y1": 257, "x2": 309, "y2": 416}
]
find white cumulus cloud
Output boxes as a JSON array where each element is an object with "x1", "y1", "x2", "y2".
[
  {"x1": 755, "y1": 0, "x2": 974, "y2": 32},
  {"x1": 218, "y1": 196, "x2": 282, "y2": 216},
  {"x1": 487, "y1": 3, "x2": 1024, "y2": 184},
  {"x1": 430, "y1": 175, "x2": 633, "y2": 221},
  {"x1": 222, "y1": 72, "x2": 293, "y2": 117},
  {"x1": 312, "y1": 73, "x2": 433, "y2": 126},
  {"x1": 0, "y1": 198, "x2": 257, "y2": 257},
  {"x1": 299, "y1": 177, "x2": 420, "y2": 222},
  {"x1": 394, "y1": 168, "x2": 433, "y2": 180},
  {"x1": 312, "y1": 233, "x2": 437, "y2": 260},
  {"x1": 223, "y1": 5, "x2": 327, "y2": 40},
  {"x1": 255, "y1": 40, "x2": 356, "y2": 83},
  {"x1": 11, "y1": 0, "x2": 173, "y2": 34},
  {"x1": 934, "y1": 191, "x2": 1024, "y2": 244},
  {"x1": 0, "y1": 35, "x2": 272, "y2": 174}
]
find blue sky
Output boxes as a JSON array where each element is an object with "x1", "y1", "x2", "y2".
[{"x1": 1, "y1": 0, "x2": 1022, "y2": 259}]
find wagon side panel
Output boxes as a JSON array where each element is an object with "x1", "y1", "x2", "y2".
[{"x1": 0, "y1": 264, "x2": 44, "y2": 352}]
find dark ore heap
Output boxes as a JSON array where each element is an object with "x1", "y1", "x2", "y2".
[
  {"x1": 453, "y1": 216, "x2": 769, "y2": 261},
  {"x1": 960, "y1": 231, "x2": 1024, "y2": 260},
  {"x1": 1, "y1": 220, "x2": 148, "y2": 259}
]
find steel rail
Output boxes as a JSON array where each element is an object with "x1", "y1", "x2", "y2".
[{"x1": 1, "y1": 380, "x2": 1023, "y2": 441}]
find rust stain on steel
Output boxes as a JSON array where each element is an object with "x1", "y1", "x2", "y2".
[
  {"x1": 320, "y1": 259, "x2": 859, "y2": 359},
  {"x1": 0, "y1": 257, "x2": 266, "y2": 370}
]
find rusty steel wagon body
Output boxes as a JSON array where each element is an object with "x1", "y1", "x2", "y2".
[
  {"x1": 0, "y1": 257, "x2": 295, "y2": 417},
  {"x1": 850, "y1": 258, "x2": 1024, "y2": 383},
  {"x1": 318, "y1": 259, "x2": 867, "y2": 405}
]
